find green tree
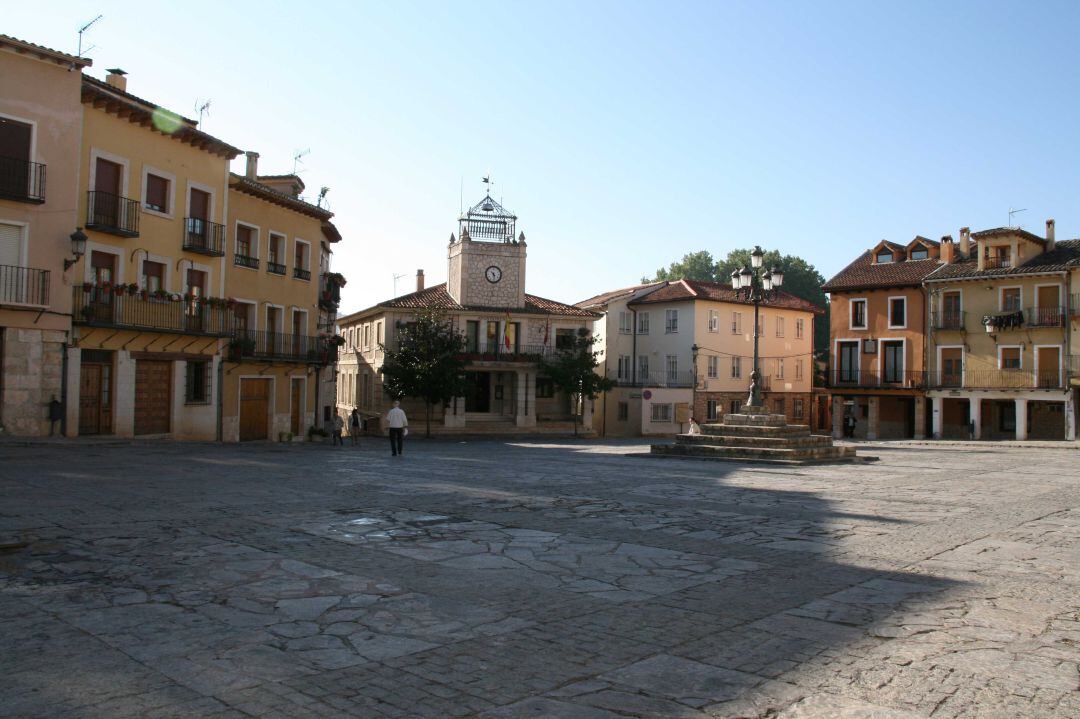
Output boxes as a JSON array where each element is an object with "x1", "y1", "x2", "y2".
[
  {"x1": 539, "y1": 329, "x2": 615, "y2": 436},
  {"x1": 644, "y1": 250, "x2": 718, "y2": 283},
  {"x1": 379, "y1": 309, "x2": 468, "y2": 437}
]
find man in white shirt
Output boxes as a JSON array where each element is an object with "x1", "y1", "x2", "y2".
[{"x1": 386, "y1": 400, "x2": 408, "y2": 456}]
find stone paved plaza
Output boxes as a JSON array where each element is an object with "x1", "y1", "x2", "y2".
[{"x1": 1, "y1": 439, "x2": 1077, "y2": 718}]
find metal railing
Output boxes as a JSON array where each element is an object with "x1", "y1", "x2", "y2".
[
  {"x1": 929, "y1": 369, "x2": 1064, "y2": 390},
  {"x1": 267, "y1": 261, "x2": 286, "y2": 275},
  {"x1": 460, "y1": 342, "x2": 574, "y2": 361},
  {"x1": 234, "y1": 254, "x2": 259, "y2": 269},
  {"x1": 0, "y1": 265, "x2": 49, "y2": 306},
  {"x1": 182, "y1": 218, "x2": 226, "y2": 256},
  {"x1": 611, "y1": 370, "x2": 696, "y2": 388},
  {"x1": 86, "y1": 191, "x2": 140, "y2": 237},
  {"x1": 293, "y1": 267, "x2": 311, "y2": 280},
  {"x1": 1025, "y1": 307, "x2": 1066, "y2": 328},
  {"x1": 72, "y1": 286, "x2": 234, "y2": 336},
  {"x1": 830, "y1": 369, "x2": 926, "y2": 388},
  {"x1": 932, "y1": 311, "x2": 965, "y2": 330},
  {"x1": 0, "y1": 156, "x2": 46, "y2": 203},
  {"x1": 982, "y1": 255, "x2": 1013, "y2": 269},
  {"x1": 230, "y1": 330, "x2": 328, "y2": 363}
]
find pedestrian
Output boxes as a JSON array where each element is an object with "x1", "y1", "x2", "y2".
[
  {"x1": 349, "y1": 408, "x2": 361, "y2": 446},
  {"x1": 687, "y1": 417, "x2": 701, "y2": 435},
  {"x1": 331, "y1": 410, "x2": 344, "y2": 446},
  {"x1": 386, "y1": 400, "x2": 408, "y2": 456}
]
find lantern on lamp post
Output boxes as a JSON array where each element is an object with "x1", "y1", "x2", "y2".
[{"x1": 732, "y1": 246, "x2": 784, "y2": 409}]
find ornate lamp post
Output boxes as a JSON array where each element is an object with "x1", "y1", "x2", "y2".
[{"x1": 730, "y1": 246, "x2": 784, "y2": 409}]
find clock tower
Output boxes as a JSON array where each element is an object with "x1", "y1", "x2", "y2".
[{"x1": 447, "y1": 194, "x2": 527, "y2": 308}]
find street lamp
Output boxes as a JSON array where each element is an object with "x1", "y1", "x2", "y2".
[
  {"x1": 64, "y1": 228, "x2": 87, "y2": 271},
  {"x1": 733, "y1": 245, "x2": 784, "y2": 409}
]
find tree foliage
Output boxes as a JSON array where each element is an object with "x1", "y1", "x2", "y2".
[
  {"x1": 645, "y1": 250, "x2": 719, "y2": 283},
  {"x1": 539, "y1": 330, "x2": 615, "y2": 436},
  {"x1": 379, "y1": 309, "x2": 468, "y2": 437}
]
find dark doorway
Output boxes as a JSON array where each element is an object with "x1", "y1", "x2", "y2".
[{"x1": 464, "y1": 371, "x2": 490, "y2": 412}]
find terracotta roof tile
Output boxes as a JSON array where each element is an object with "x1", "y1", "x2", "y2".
[
  {"x1": 628, "y1": 279, "x2": 824, "y2": 314},
  {"x1": 924, "y1": 239, "x2": 1080, "y2": 281},
  {"x1": 575, "y1": 282, "x2": 664, "y2": 309},
  {"x1": 822, "y1": 251, "x2": 942, "y2": 292},
  {"x1": 0, "y1": 34, "x2": 92, "y2": 68},
  {"x1": 229, "y1": 174, "x2": 333, "y2": 220},
  {"x1": 374, "y1": 283, "x2": 598, "y2": 318},
  {"x1": 971, "y1": 226, "x2": 1047, "y2": 246}
]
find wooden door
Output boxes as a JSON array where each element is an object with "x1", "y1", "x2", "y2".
[
  {"x1": 189, "y1": 188, "x2": 209, "y2": 219},
  {"x1": 240, "y1": 378, "x2": 271, "y2": 441},
  {"x1": 941, "y1": 348, "x2": 963, "y2": 387},
  {"x1": 93, "y1": 158, "x2": 122, "y2": 226},
  {"x1": 186, "y1": 269, "x2": 206, "y2": 331},
  {"x1": 0, "y1": 117, "x2": 32, "y2": 198},
  {"x1": 187, "y1": 188, "x2": 210, "y2": 248},
  {"x1": 78, "y1": 363, "x2": 113, "y2": 435},
  {"x1": 290, "y1": 378, "x2": 303, "y2": 435},
  {"x1": 838, "y1": 341, "x2": 859, "y2": 383},
  {"x1": 89, "y1": 251, "x2": 116, "y2": 322},
  {"x1": 134, "y1": 360, "x2": 171, "y2": 435},
  {"x1": 1036, "y1": 285, "x2": 1061, "y2": 325},
  {"x1": 1037, "y1": 347, "x2": 1060, "y2": 388}
]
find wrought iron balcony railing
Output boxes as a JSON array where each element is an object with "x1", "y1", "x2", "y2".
[
  {"x1": 267, "y1": 261, "x2": 286, "y2": 275},
  {"x1": 0, "y1": 265, "x2": 49, "y2": 306},
  {"x1": 182, "y1": 218, "x2": 226, "y2": 256},
  {"x1": 229, "y1": 330, "x2": 329, "y2": 363},
  {"x1": 0, "y1": 156, "x2": 46, "y2": 203},
  {"x1": 234, "y1": 254, "x2": 259, "y2": 270},
  {"x1": 982, "y1": 255, "x2": 1013, "y2": 270},
  {"x1": 931, "y1": 311, "x2": 965, "y2": 331},
  {"x1": 830, "y1": 369, "x2": 926, "y2": 389},
  {"x1": 1025, "y1": 306, "x2": 1066, "y2": 328},
  {"x1": 610, "y1": 370, "x2": 696, "y2": 388},
  {"x1": 928, "y1": 369, "x2": 1064, "y2": 390},
  {"x1": 72, "y1": 286, "x2": 234, "y2": 336},
  {"x1": 459, "y1": 342, "x2": 574, "y2": 362},
  {"x1": 293, "y1": 267, "x2": 311, "y2": 280},
  {"x1": 86, "y1": 190, "x2": 140, "y2": 237}
]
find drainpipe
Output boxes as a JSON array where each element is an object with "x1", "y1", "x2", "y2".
[{"x1": 215, "y1": 356, "x2": 223, "y2": 442}]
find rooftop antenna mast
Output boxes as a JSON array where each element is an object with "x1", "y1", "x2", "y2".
[
  {"x1": 77, "y1": 14, "x2": 103, "y2": 58},
  {"x1": 293, "y1": 148, "x2": 310, "y2": 175},
  {"x1": 392, "y1": 272, "x2": 407, "y2": 298},
  {"x1": 316, "y1": 186, "x2": 330, "y2": 209},
  {"x1": 1008, "y1": 207, "x2": 1027, "y2": 228},
  {"x1": 195, "y1": 99, "x2": 211, "y2": 128}
]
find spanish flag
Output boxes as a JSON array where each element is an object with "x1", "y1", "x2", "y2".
[{"x1": 504, "y1": 310, "x2": 512, "y2": 349}]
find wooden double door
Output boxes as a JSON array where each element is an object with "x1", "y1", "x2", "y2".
[
  {"x1": 134, "y1": 360, "x2": 172, "y2": 435},
  {"x1": 240, "y1": 378, "x2": 271, "y2": 441},
  {"x1": 79, "y1": 361, "x2": 113, "y2": 435}
]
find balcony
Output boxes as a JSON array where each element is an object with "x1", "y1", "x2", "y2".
[
  {"x1": 610, "y1": 370, "x2": 696, "y2": 388},
  {"x1": 267, "y1": 261, "x2": 286, "y2": 275},
  {"x1": 1025, "y1": 306, "x2": 1065, "y2": 328},
  {"x1": 830, "y1": 369, "x2": 926, "y2": 389},
  {"x1": 72, "y1": 286, "x2": 234, "y2": 337},
  {"x1": 0, "y1": 265, "x2": 50, "y2": 306},
  {"x1": 234, "y1": 254, "x2": 259, "y2": 270},
  {"x1": 182, "y1": 218, "x2": 226, "y2": 256},
  {"x1": 293, "y1": 267, "x2": 311, "y2": 281},
  {"x1": 0, "y1": 156, "x2": 46, "y2": 203},
  {"x1": 929, "y1": 369, "x2": 1064, "y2": 390},
  {"x1": 229, "y1": 330, "x2": 330, "y2": 363},
  {"x1": 460, "y1": 342, "x2": 573, "y2": 363},
  {"x1": 982, "y1": 255, "x2": 1013, "y2": 270},
  {"x1": 931, "y1": 311, "x2": 965, "y2": 331},
  {"x1": 86, "y1": 191, "x2": 140, "y2": 237}
]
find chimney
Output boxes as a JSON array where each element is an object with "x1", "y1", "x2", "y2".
[
  {"x1": 416, "y1": 269, "x2": 425, "y2": 292},
  {"x1": 959, "y1": 227, "x2": 971, "y2": 259},
  {"x1": 105, "y1": 68, "x2": 127, "y2": 92},
  {"x1": 940, "y1": 235, "x2": 954, "y2": 264},
  {"x1": 1046, "y1": 218, "x2": 1055, "y2": 250},
  {"x1": 244, "y1": 151, "x2": 259, "y2": 180}
]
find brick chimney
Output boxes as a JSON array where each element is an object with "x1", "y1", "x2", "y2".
[
  {"x1": 940, "y1": 235, "x2": 954, "y2": 264},
  {"x1": 959, "y1": 227, "x2": 972, "y2": 259},
  {"x1": 1046, "y1": 218, "x2": 1055, "y2": 250},
  {"x1": 244, "y1": 151, "x2": 259, "y2": 180},
  {"x1": 416, "y1": 269, "x2": 425, "y2": 292},
  {"x1": 105, "y1": 68, "x2": 127, "y2": 92}
]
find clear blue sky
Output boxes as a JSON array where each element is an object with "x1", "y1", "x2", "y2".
[{"x1": 9, "y1": 1, "x2": 1080, "y2": 312}]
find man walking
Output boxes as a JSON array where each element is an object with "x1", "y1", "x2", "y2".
[
  {"x1": 331, "y1": 410, "x2": 345, "y2": 446},
  {"x1": 349, "y1": 408, "x2": 361, "y2": 446},
  {"x1": 387, "y1": 400, "x2": 408, "y2": 456}
]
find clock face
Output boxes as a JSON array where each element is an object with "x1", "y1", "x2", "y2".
[{"x1": 485, "y1": 265, "x2": 502, "y2": 283}]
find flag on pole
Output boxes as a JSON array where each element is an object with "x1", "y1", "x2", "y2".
[
  {"x1": 544, "y1": 318, "x2": 550, "y2": 346},
  {"x1": 504, "y1": 310, "x2": 512, "y2": 349}
]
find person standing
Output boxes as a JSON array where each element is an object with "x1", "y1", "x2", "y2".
[
  {"x1": 331, "y1": 411, "x2": 344, "y2": 446},
  {"x1": 386, "y1": 400, "x2": 408, "y2": 456},
  {"x1": 349, "y1": 408, "x2": 361, "y2": 446}
]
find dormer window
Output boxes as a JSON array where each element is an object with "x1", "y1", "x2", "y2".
[
  {"x1": 876, "y1": 250, "x2": 894, "y2": 264},
  {"x1": 910, "y1": 247, "x2": 928, "y2": 260}
]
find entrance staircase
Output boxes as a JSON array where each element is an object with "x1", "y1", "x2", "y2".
[{"x1": 650, "y1": 405, "x2": 862, "y2": 464}]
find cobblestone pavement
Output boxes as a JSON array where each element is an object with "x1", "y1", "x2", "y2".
[{"x1": 1, "y1": 439, "x2": 1077, "y2": 718}]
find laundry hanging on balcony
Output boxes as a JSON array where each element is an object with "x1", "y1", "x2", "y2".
[{"x1": 981, "y1": 310, "x2": 1024, "y2": 330}]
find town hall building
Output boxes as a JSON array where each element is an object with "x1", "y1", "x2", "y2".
[{"x1": 336, "y1": 194, "x2": 598, "y2": 433}]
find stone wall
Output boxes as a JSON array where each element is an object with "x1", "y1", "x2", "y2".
[
  {"x1": 1, "y1": 328, "x2": 65, "y2": 436},
  {"x1": 448, "y1": 238, "x2": 526, "y2": 308}
]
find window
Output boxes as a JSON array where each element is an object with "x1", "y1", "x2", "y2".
[
  {"x1": 775, "y1": 316, "x2": 785, "y2": 337},
  {"x1": 889, "y1": 297, "x2": 906, "y2": 328},
  {"x1": 0, "y1": 222, "x2": 24, "y2": 270},
  {"x1": 731, "y1": 356, "x2": 742, "y2": 379},
  {"x1": 776, "y1": 358, "x2": 785, "y2": 379},
  {"x1": 665, "y1": 309, "x2": 678, "y2": 333},
  {"x1": 292, "y1": 310, "x2": 306, "y2": 337},
  {"x1": 617, "y1": 402, "x2": 629, "y2": 421},
  {"x1": 707, "y1": 355, "x2": 718, "y2": 379},
  {"x1": 883, "y1": 340, "x2": 904, "y2": 383},
  {"x1": 706, "y1": 400, "x2": 718, "y2": 421},
  {"x1": 555, "y1": 328, "x2": 575, "y2": 349},
  {"x1": 376, "y1": 322, "x2": 383, "y2": 345},
  {"x1": 837, "y1": 341, "x2": 859, "y2": 382},
  {"x1": 665, "y1": 355, "x2": 678, "y2": 383},
  {"x1": 731, "y1": 311, "x2": 742, "y2": 334},
  {"x1": 268, "y1": 233, "x2": 285, "y2": 273},
  {"x1": 618, "y1": 311, "x2": 632, "y2": 334},
  {"x1": 650, "y1": 403, "x2": 673, "y2": 422},
  {"x1": 1000, "y1": 346, "x2": 1021, "y2": 370},
  {"x1": 793, "y1": 398, "x2": 804, "y2": 419},
  {"x1": 536, "y1": 377, "x2": 555, "y2": 398},
  {"x1": 850, "y1": 299, "x2": 867, "y2": 329},
  {"x1": 637, "y1": 312, "x2": 650, "y2": 334},
  {"x1": 236, "y1": 225, "x2": 255, "y2": 259},
  {"x1": 142, "y1": 260, "x2": 165, "y2": 293},
  {"x1": 795, "y1": 318, "x2": 804, "y2": 339},
  {"x1": 185, "y1": 361, "x2": 211, "y2": 404},
  {"x1": 617, "y1": 355, "x2": 631, "y2": 380},
  {"x1": 294, "y1": 241, "x2": 309, "y2": 270},
  {"x1": 774, "y1": 398, "x2": 785, "y2": 415},
  {"x1": 145, "y1": 173, "x2": 169, "y2": 213},
  {"x1": 795, "y1": 359, "x2": 804, "y2": 380},
  {"x1": 708, "y1": 310, "x2": 719, "y2": 333},
  {"x1": 729, "y1": 400, "x2": 741, "y2": 415},
  {"x1": 1001, "y1": 287, "x2": 1021, "y2": 312},
  {"x1": 876, "y1": 250, "x2": 894, "y2": 263},
  {"x1": 638, "y1": 356, "x2": 649, "y2": 381},
  {"x1": 910, "y1": 247, "x2": 928, "y2": 260}
]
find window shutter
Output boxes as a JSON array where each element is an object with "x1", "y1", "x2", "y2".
[
  {"x1": 0, "y1": 222, "x2": 23, "y2": 267},
  {"x1": 146, "y1": 174, "x2": 168, "y2": 211}
]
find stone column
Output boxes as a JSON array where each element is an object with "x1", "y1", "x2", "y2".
[
  {"x1": 444, "y1": 395, "x2": 466, "y2": 427},
  {"x1": 931, "y1": 396, "x2": 942, "y2": 438},
  {"x1": 514, "y1": 371, "x2": 536, "y2": 427},
  {"x1": 114, "y1": 351, "x2": 136, "y2": 438},
  {"x1": 970, "y1": 396, "x2": 982, "y2": 440},
  {"x1": 1015, "y1": 398, "x2": 1028, "y2": 441},
  {"x1": 581, "y1": 393, "x2": 594, "y2": 432},
  {"x1": 866, "y1": 396, "x2": 880, "y2": 440},
  {"x1": 1064, "y1": 395, "x2": 1075, "y2": 441},
  {"x1": 65, "y1": 346, "x2": 81, "y2": 438},
  {"x1": 913, "y1": 395, "x2": 926, "y2": 439},
  {"x1": 831, "y1": 395, "x2": 843, "y2": 439}
]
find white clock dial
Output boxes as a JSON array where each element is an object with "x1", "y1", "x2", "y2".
[{"x1": 485, "y1": 265, "x2": 502, "y2": 283}]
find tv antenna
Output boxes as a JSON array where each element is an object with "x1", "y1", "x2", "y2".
[
  {"x1": 316, "y1": 186, "x2": 330, "y2": 209},
  {"x1": 1008, "y1": 207, "x2": 1027, "y2": 228},
  {"x1": 392, "y1": 272, "x2": 407, "y2": 297},
  {"x1": 195, "y1": 99, "x2": 211, "y2": 127},
  {"x1": 293, "y1": 148, "x2": 310, "y2": 174},
  {"x1": 77, "y1": 14, "x2": 103, "y2": 58}
]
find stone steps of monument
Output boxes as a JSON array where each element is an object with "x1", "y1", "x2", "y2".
[
  {"x1": 676, "y1": 433, "x2": 834, "y2": 449},
  {"x1": 651, "y1": 443, "x2": 856, "y2": 462},
  {"x1": 701, "y1": 424, "x2": 812, "y2": 438}
]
